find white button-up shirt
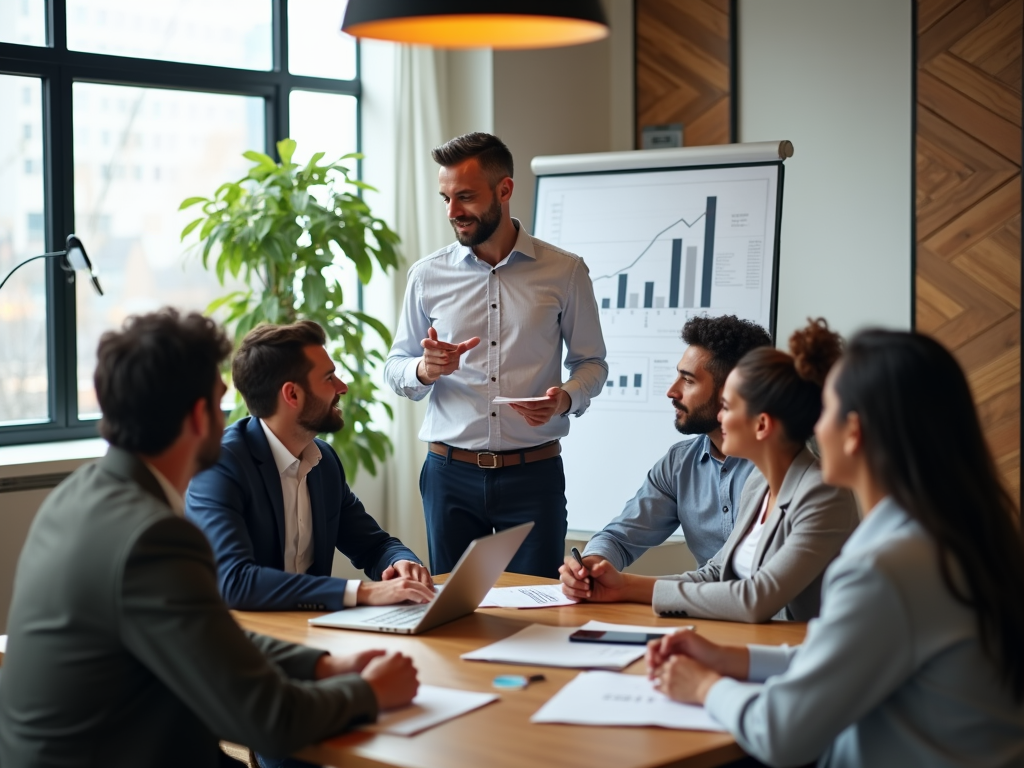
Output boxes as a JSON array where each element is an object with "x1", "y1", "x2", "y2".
[
  {"x1": 259, "y1": 419, "x2": 319, "y2": 576},
  {"x1": 258, "y1": 420, "x2": 361, "y2": 606},
  {"x1": 143, "y1": 461, "x2": 185, "y2": 517},
  {"x1": 384, "y1": 219, "x2": 608, "y2": 451}
]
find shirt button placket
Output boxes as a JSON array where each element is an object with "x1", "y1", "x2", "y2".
[{"x1": 487, "y1": 267, "x2": 500, "y2": 447}]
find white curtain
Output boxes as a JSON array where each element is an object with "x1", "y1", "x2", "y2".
[{"x1": 380, "y1": 46, "x2": 455, "y2": 565}]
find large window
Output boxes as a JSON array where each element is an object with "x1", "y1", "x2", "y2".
[{"x1": 0, "y1": 0, "x2": 359, "y2": 443}]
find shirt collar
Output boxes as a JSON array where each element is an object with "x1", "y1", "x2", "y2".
[
  {"x1": 259, "y1": 418, "x2": 321, "y2": 475},
  {"x1": 453, "y1": 217, "x2": 537, "y2": 265},
  {"x1": 142, "y1": 461, "x2": 185, "y2": 517},
  {"x1": 696, "y1": 433, "x2": 740, "y2": 467}
]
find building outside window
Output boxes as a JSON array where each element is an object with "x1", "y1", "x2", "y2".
[{"x1": 0, "y1": 0, "x2": 359, "y2": 442}]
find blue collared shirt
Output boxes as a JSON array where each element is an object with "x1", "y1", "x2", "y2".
[
  {"x1": 384, "y1": 219, "x2": 608, "y2": 451},
  {"x1": 583, "y1": 434, "x2": 755, "y2": 568}
]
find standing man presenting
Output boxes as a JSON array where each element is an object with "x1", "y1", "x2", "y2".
[{"x1": 385, "y1": 132, "x2": 608, "y2": 578}]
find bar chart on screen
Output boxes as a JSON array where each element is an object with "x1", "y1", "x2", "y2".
[{"x1": 534, "y1": 158, "x2": 783, "y2": 532}]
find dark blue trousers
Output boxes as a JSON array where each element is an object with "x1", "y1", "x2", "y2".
[{"x1": 420, "y1": 450, "x2": 568, "y2": 578}]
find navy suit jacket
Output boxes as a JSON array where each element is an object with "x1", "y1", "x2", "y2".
[{"x1": 185, "y1": 417, "x2": 419, "y2": 611}]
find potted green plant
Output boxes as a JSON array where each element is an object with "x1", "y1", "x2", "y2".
[{"x1": 180, "y1": 138, "x2": 399, "y2": 478}]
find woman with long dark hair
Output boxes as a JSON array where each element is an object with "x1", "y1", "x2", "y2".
[
  {"x1": 560, "y1": 319, "x2": 859, "y2": 622},
  {"x1": 647, "y1": 330, "x2": 1024, "y2": 766}
]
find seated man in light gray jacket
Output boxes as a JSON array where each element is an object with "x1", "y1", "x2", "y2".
[{"x1": 562, "y1": 319, "x2": 859, "y2": 622}]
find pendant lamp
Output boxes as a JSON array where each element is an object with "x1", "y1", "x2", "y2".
[{"x1": 341, "y1": 1, "x2": 609, "y2": 50}]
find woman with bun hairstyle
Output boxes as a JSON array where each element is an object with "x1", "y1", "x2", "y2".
[
  {"x1": 646, "y1": 330, "x2": 1024, "y2": 766},
  {"x1": 561, "y1": 319, "x2": 860, "y2": 622}
]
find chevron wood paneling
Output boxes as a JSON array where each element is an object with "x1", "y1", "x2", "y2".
[
  {"x1": 635, "y1": 0, "x2": 732, "y2": 148},
  {"x1": 916, "y1": 0, "x2": 1023, "y2": 503}
]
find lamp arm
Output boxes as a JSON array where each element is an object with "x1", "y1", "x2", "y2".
[{"x1": 0, "y1": 251, "x2": 68, "y2": 294}]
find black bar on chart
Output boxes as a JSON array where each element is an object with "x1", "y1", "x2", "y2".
[
  {"x1": 633, "y1": 374, "x2": 642, "y2": 387},
  {"x1": 619, "y1": 375, "x2": 627, "y2": 387},
  {"x1": 701, "y1": 196, "x2": 716, "y2": 307},
  {"x1": 601, "y1": 298, "x2": 610, "y2": 309},
  {"x1": 644, "y1": 282, "x2": 654, "y2": 308},
  {"x1": 669, "y1": 239, "x2": 682, "y2": 308},
  {"x1": 617, "y1": 274, "x2": 627, "y2": 308}
]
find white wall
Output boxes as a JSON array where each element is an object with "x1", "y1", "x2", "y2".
[
  {"x1": 738, "y1": 0, "x2": 913, "y2": 339},
  {"x1": 492, "y1": 0, "x2": 634, "y2": 232}
]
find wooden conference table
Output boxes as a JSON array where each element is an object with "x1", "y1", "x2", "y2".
[{"x1": 235, "y1": 573, "x2": 808, "y2": 768}]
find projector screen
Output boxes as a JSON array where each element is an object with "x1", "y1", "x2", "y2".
[{"x1": 532, "y1": 151, "x2": 785, "y2": 534}]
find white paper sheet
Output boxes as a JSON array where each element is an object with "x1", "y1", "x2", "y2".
[
  {"x1": 362, "y1": 685, "x2": 498, "y2": 736},
  {"x1": 0, "y1": 634, "x2": 6, "y2": 655},
  {"x1": 530, "y1": 671, "x2": 726, "y2": 731},
  {"x1": 491, "y1": 396, "x2": 550, "y2": 403},
  {"x1": 460, "y1": 624, "x2": 647, "y2": 670},
  {"x1": 478, "y1": 584, "x2": 577, "y2": 609}
]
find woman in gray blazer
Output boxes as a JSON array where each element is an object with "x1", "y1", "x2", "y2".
[
  {"x1": 647, "y1": 330, "x2": 1024, "y2": 767},
  {"x1": 561, "y1": 319, "x2": 859, "y2": 622}
]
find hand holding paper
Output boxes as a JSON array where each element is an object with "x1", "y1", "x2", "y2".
[{"x1": 506, "y1": 387, "x2": 570, "y2": 427}]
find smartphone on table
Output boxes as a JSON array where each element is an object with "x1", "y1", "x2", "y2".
[{"x1": 568, "y1": 629, "x2": 663, "y2": 645}]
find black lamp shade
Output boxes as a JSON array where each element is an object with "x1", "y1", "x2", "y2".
[{"x1": 342, "y1": 1, "x2": 609, "y2": 50}]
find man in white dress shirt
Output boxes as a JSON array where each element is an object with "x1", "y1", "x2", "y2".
[
  {"x1": 384, "y1": 132, "x2": 608, "y2": 578},
  {"x1": 187, "y1": 321, "x2": 435, "y2": 612}
]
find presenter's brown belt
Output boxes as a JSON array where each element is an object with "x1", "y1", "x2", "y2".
[{"x1": 428, "y1": 440, "x2": 561, "y2": 469}]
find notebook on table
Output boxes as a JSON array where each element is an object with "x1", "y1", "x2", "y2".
[{"x1": 308, "y1": 521, "x2": 534, "y2": 635}]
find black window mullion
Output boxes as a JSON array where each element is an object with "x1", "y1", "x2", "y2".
[
  {"x1": 48, "y1": 0, "x2": 67, "y2": 52},
  {"x1": 270, "y1": 0, "x2": 289, "y2": 156}
]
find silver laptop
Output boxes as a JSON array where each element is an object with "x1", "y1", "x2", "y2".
[{"x1": 308, "y1": 522, "x2": 534, "y2": 634}]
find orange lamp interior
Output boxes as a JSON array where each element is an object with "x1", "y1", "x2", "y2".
[{"x1": 345, "y1": 14, "x2": 609, "y2": 50}]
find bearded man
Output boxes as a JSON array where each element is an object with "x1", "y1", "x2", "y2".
[
  {"x1": 384, "y1": 132, "x2": 608, "y2": 578},
  {"x1": 1, "y1": 310, "x2": 420, "y2": 768},
  {"x1": 186, "y1": 320, "x2": 435, "y2": 612},
  {"x1": 567, "y1": 315, "x2": 772, "y2": 574}
]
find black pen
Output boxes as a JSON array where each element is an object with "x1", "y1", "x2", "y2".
[{"x1": 570, "y1": 546, "x2": 591, "y2": 590}]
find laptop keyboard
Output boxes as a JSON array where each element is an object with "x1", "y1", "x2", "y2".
[{"x1": 370, "y1": 604, "x2": 431, "y2": 627}]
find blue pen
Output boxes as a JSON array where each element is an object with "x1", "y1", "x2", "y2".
[{"x1": 570, "y1": 546, "x2": 591, "y2": 590}]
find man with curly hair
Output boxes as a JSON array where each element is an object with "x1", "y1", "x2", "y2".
[{"x1": 569, "y1": 315, "x2": 772, "y2": 573}]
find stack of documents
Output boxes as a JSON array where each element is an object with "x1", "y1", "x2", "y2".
[
  {"x1": 531, "y1": 671, "x2": 726, "y2": 731},
  {"x1": 461, "y1": 621, "x2": 683, "y2": 670}
]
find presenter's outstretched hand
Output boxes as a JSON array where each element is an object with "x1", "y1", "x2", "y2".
[
  {"x1": 416, "y1": 327, "x2": 480, "y2": 384},
  {"x1": 382, "y1": 559, "x2": 434, "y2": 588},
  {"x1": 361, "y1": 651, "x2": 419, "y2": 710},
  {"x1": 357, "y1": 578, "x2": 436, "y2": 606},
  {"x1": 314, "y1": 648, "x2": 387, "y2": 679},
  {"x1": 645, "y1": 629, "x2": 750, "y2": 683},
  {"x1": 508, "y1": 387, "x2": 570, "y2": 427},
  {"x1": 558, "y1": 556, "x2": 631, "y2": 602}
]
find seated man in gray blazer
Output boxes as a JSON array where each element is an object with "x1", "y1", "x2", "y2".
[
  {"x1": 0, "y1": 309, "x2": 419, "y2": 768},
  {"x1": 574, "y1": 315, "x2": 773, "y2": 571}
]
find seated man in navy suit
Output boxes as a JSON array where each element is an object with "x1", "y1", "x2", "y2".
[{"x1": 186, "y1": 320, "x2": 435, "y2": 612}]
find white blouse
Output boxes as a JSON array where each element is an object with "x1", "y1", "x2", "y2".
[{"x1": 731, "y1": 491, "x2": 771, "y2": 579}]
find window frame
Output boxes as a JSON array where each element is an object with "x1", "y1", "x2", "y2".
[{"x1": 0, "y1": 0, "x2": 360, "y2": 445}]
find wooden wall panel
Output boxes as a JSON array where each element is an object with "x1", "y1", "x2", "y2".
[
  {"x1": 635, "y1": 0, "x2": 732, "y2": 148},
  {"x1": 916, "y1": 0, "x2": 1023, "y2": 503}
]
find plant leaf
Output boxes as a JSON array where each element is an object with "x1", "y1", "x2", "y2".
[
  {"x1": 277, "y1": 138, "x2": 297, "y2": 165},
  {"x1": 179, "y1": 196, "x2": 208, "y2": 211}
]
